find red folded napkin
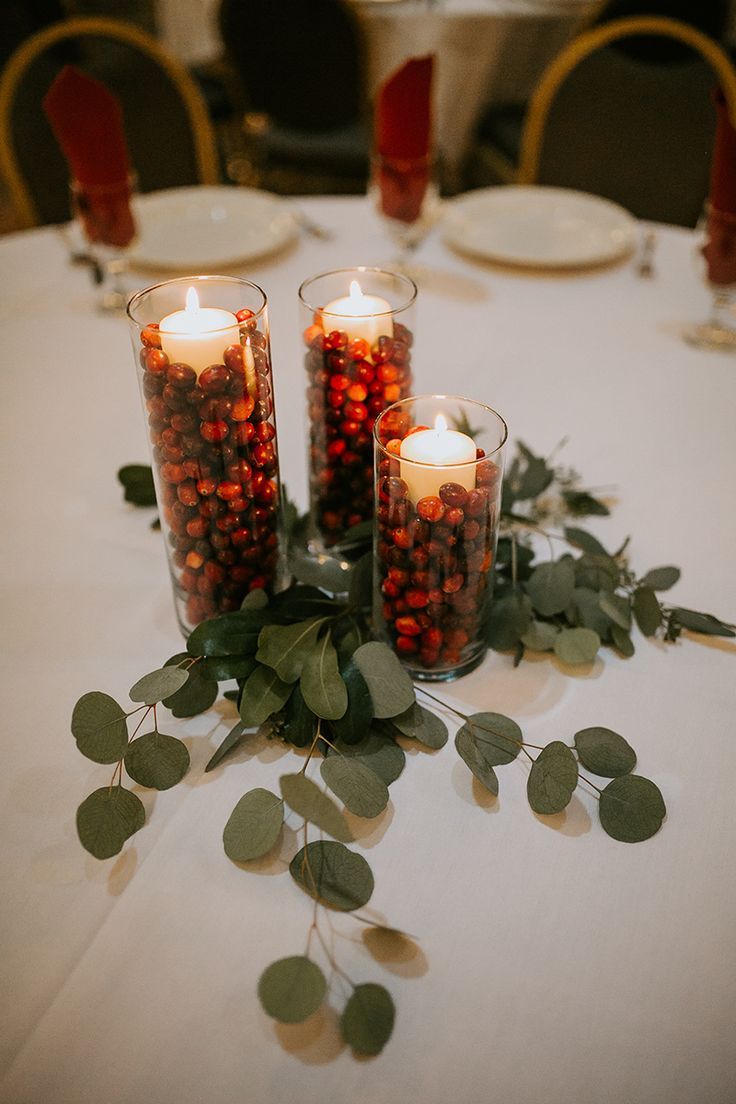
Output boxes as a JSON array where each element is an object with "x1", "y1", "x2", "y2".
[
  {"x1": 374, "y1": 55, "x2": 434, "y2": 224},
  {"x1": 43, "y1": 65, "x2": 135, "y2": 247},
  {"x1": 704, "y1": 88, "x2": 736, "y2": 285}
]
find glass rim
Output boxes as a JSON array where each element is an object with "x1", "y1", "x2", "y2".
[
  {"x1": 374, "y1": 393, "x2": 509, "y2": 469},
  {"x1": 298, "y1": 266, "x2": 418, "y2": 319},
  {"x1": 126, "y1": 274, "x2": 268, "y2": 331}
]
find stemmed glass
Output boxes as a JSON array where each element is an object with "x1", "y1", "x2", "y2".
[
  {"x1": 69, "y1": 173, "x2": 138, "y2": 312},
  {"x1": 369, "y1": 151, "x2": 440, "y2": 273},
  {"x1": 686, "y1": 203, "x2": 736, "y2": 351}
]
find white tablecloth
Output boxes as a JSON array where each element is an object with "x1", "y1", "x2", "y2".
[{"x1": 1, "y1": 195, "x2": 735, "y2": 1104}]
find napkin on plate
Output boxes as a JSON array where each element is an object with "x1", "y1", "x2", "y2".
[
  {"x1": 704, "y1": 88, "x2": 736, "y2": 285},
  {"x1": 374, "y1": 55, "x2": 434, "y2": 223},
  {"x1": 43, "y1": 65, "x2": 136, "y2": 247}
]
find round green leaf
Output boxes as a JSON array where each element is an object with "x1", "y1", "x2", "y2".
[
  {"x1": 573, "y1": 588, "x2": 612, "y2": 638},
  {"x1": 599, "y1": 775, "x2": 666, "y2": 843},
  {"x1": 352, "y1": 642, "x2": 415, "y2": 719},
  {"x1": 187, "y1": 610, "x2": 267, "y2": 658},
  {"x1": 258, "y1": 956, "x2": 326, "y2": 1024},
  {"x1": 611, "y1": 624, "x2": 635, "y2": 657},
  {"x1": 458, "y1": 712, "x2": 522, "y2": 766},
  {"x1": 391, "y1": 703, "x2": 448, "y2": 749},
  {"x1": 241, "y1": 588, "x2": 268, "y2": 610},
  {"x1": 76, "y1": 786, "x2": 145, "y2": 860},
  {"x1": 640, "y1": 566, "x2": 681, "y2": 592},
  {"x1": 71, "y1": 691, "x2": 128, "y2": 764},
  {"x1": 129, "y1": 667, "x2": 189, "y2": 705},
  {"x1": 279, "y1": 773, "x2": 352, "y2": 841},
  {"x1": 455, "y1": 729, "x2": 499, "y2": 795},
  {"x1": 330, "y1": 658, "x2": 374, "y2": 745},
  {"x1": 163, "y1": 654, "x2": 218, "y2": 717},
  {"x1": 223, "y1": 788, "x2": 284, "y2": 861},
  {"x1": 320, "y1": 757, "x2": 389, "y2": 819},
  {"x1": 525, "y1": 560, "x2": 575, "y2": 617},
  {"x1": 574, "y1": 727, "x2": 636, "y2": 778},
  {"x1": 300, "y1": 634, "x2": 348, "y2": 720},
  {"x1": 598, "y1": 592, "x2": 632, "y2": 631},
  {"x1": 290, "y1": 841, "x2": 374, "y2": 911},
  {"x1": 341, "y1": 983, "x2": 395, "y2": 1056},
  {"x1": 329, "y1": 728, "x2": 405, "y2": 786},
  {"x1": 520, "y1": 620, "x2": 559, "y2": 652},
  {"x1": 554, "y1": 627, "x2": 600, "y2": 665},
  {"x1": 563, "y1": 526, "x2": 609, "y2": 556},
  {"x1": 486, "y1": 591, "x2": 532, "y2": 651},
  {"x1": 527, "y1": 741, "x2": 578, "y2": 815},
  {"x1": 632, "y1": 586, "x2": 662, "y2": 637},
  {"x1": 574, "y1": 554, "x2": 619, "y2": 593},
  {"x1": 239, "y1": 664, "x2": 292, "y2": 728},
  {"x1": 123, "y1": 731, "x2": 190, "y2": 790},
  {"x1": 256, "y1": 618, "x2": 325, "y2": 683}
]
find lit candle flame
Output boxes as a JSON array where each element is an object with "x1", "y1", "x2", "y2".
[
  {"x1": 434, "y1": 414, "x2": 448, "y2": 433},
  {"x1": 185, "y1": 286, "x2": 200, "y2": 314},
  {"x1": 349, "y1": 279, "x2": 364, "y2": 303}
]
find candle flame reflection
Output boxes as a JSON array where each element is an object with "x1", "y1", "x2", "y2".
[
  {"x1": 434, "y1": 414, "x2": 448, "y2": 433},
  {"x1": 185, "y1": 286, "x2": 200, "y2": 313},
  {"x1": 348, "y1": 279, "x2": 364, "y2": 302}
]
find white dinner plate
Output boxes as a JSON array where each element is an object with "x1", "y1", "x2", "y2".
[
  {"x1": 443, "y1": 186, "x2": 637, "y2": 268},
  {"x1": 129, "y1": 186, "x2": 298, "y2": 270}
]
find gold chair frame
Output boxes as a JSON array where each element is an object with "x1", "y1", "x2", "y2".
[
  {"x1": 0, "y1": 15, "x2": 220, "y2": 228},
  {"x1": 517, "y1": 15, "x2": 736, "y2": 185}
]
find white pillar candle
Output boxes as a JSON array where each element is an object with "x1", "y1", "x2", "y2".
[
  {"x1": 321, "y1": 279, "x2": 393, "y2": 348},
  {"x1": 400, "y1": 414, "x2": 477, "y2": 503},
  {"x1": 159, "y1": 287, "x2": 240, "y2": 377}
]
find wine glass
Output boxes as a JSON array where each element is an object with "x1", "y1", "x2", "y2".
[
  {"x1": 686, "y1": 203, "x2": 736, "y2": 351},
  {"x1": 69, "y1": 173, "x2": 138, "y2": 312},
  {"x1": 369, "y1": 151, "x2": 440, "y2": 273}
]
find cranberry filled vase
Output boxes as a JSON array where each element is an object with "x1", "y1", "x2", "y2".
[
  {"x1": 127, "y1": 276, "x2": 286, "y2": 634},
  {"x1": 298, "y1": 267, "x2": 417, "y2": 552},
  {"x1": 374, "y1": 395, "x2": 507, "y2": 681}
]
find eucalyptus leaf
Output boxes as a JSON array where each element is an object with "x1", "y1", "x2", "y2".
[
  {"x1": 290, "y1": 841, "x2": 374, "y2": 911},
  {"x1": 554, "y1": 627, "x2": 600, "y2": 665},
  {"x1": 525, "y1": 560, "x2": 575, "y2": 617},
  {"x1": 329, "y1": 728, "x2": 405, "y2": 786},
  {"x1": 320, "y1": 757, "x2": 389, "y2": 818},
  {"x1": 341, "y1": 983, "x2": 395, "y2": 1056},
  {"x1": 163, "y1": 654, "x2": 218, "y2": 717},
  {"x1": 282, "y1": 684, "x2": 317, "y2": 748},
  {"x1": 352, "y1": 642, "x2": 415, "y2": 719},
  {"x1": 632, "y1": 586, "x2": 662, "y2": 637},
  {"x1": 611, "y1": 625, "x2": 635, "y2": 657},
  {"x1": 241, "y1": 588, "x2": 268, "y2": 610},
  {"x1": 301, "y1": 634, "x2": 348, "y2": 720},
  {"x1": 77, "y1": 786, "x2": 145, "y2": 859},
  {"x1": 272, "y1": 585, "x2": 342, "y2": 621},
  {"x1": 640, "y1": 566, "x2": 681, "y2": 591},
  {"x1": 223, "y1": 788, "x2": 284, "y2": 861},
  {"x1": 330, "y1": 659, "x2": 374, "y2": 745},
  {"x1": 574, "y1": 727, "x2": 636, "y2": 778},
  {"x1": 335, "y1": 619, "x2": 370, "y2": 665},
  {"x1": 391, "y1": 703, "x2": 448, "y2": 749},
  {"x1": 598, "y1": 592, "x2": 632, "y2": 631},
  {"x1": 187, "y1": 610, "x2": 268, "y2": 658},
  {"x1": 201, "y1": 655, "x2": 257, "y2": 683},
  {"x1": 514, "y1": 454, "x2": 554, "y2": 500},
  {"x1": 290, "y1": 548, "x2": 352, "y2": 593},
  {"x1": 454, "y1": 729, "x2": 499, "y2": 795},
  {"x1": 670, "y1": 608, "x2": 735, "y2": 638},
  {"x1": 205, "y1": 721, "x2": 247, "y2": 772},
  {"x1": 574, "y1": 554, "x2": 619, "y2": 593},
  {"x1": 458, "y1": 712, "x2": 522, "y2": 765},
  {"x1": 521, "y1": 620, "x2": 559, "y2": 652},
  {"x1": 486, "y1": 591, "x2": 532, "y2": 651},
  {"x1": 563, "y1": 526, "x2": 609, "y2": 556},
  {"x1": 258, "y1": 956, "x2": 326, "y2": 1024},
  {"x1": 348, "y1": 551, "x2": 374, "y2": 609},
  {"x1": 573, "y1": 587, "x2": 612, "y2": 638},
  {"x1": 599, "y1": 775, "x2": 666, "y2": 842},
  {"x1": 256, "y1": 618, "x2": 325, "y2": 682},
  {"x1": 124, "y1": 731, "x2": 190, "y2": 790},
  {"x1": 527, "y1": 741, "x2": 578, "y2": 815},
  {"x1": 129, "y1": 666, "x2": 189, "y2": 705},
  {"x1": 118, "y1": 463, "x2": 156, "y2": 507},
  {"x1": 239, "y1": 665, "x2": 292, "y2": 728},
  {"x1": 562, "y1": 489, "x2": 610, "y2": 517},
  {"x1": 71, "y1": 691, "x2": 128, "y2": 764},
  {"x1": 279, "y1": 773, "x2": 353, "y2": 841}
]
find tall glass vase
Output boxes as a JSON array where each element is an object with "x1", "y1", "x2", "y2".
[{"x1": 127, "y1": 276, "x2": 286, "y2": 634}]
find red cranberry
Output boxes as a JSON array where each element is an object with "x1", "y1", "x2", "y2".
[
  {"x1": 216, "y1": 481, "x2": 242, "y2": 501},
  {"x1": 417, "y1": 497, "x2": 446, "y2": 523},
  {"x1": 167, "y1": 362, "x2": 196, "y2": 389},
  {"x1": 465, "y1": 489, "x2": 489, "y2": 518},
  {"x1": 439, "y1": 482, "x2": 468, "y2": 508},
  {"x1": 405, "y1": 589, "x2": 429, "y2": 609},
  {"x1": 395, "y1": 635, "x2": 418, "y2": 655},
  {"x1": 141, "y1": 324, "x2": 161, "y2": 349},
  {"x1": 145, "y1": 348, "x2": 169, "y2": 375},
  {"x1": 395, "y1": 615, "x2": 422, "y2": 636},
  {"x1": 200, "y1": 421, "x2": 229, "y2": 443},
  {"x1": 199, "y1": 364, "x2": 230, "y2": 395}
]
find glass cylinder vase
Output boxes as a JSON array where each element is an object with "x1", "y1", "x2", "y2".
[
  {"x1": 373, "y1": 395, "x2": 507, "y2": 681},
  {"x1": 127, "y1": 276, "x2": 286, "y2": 634},
  {"x1": 298, "y1": 267, "x2": 417, "y2": 552}
]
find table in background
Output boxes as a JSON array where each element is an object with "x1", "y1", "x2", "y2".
[{"x1": 1, "y1": 195, "x2": 735, "y2": 1104}]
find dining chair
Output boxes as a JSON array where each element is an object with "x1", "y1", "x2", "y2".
[
  {"x1": 0, "y1": 16, "x2": 220, "y2": 228},
  {"x1": 218, "y1": 0, "x2": 370, "y2": 194},
  {"x1": 468, "y1": 15, "x2": 736, "y2": 228}
]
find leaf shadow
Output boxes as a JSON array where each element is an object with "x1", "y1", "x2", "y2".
[
  {"x1": 343, "y1": 802, "x2": 395, "y2": 848},
  {"x1": 231, "y1": 823, "x2": 299, "y2": 876},
  {"x1": 106, "y1": 846, "x2": 139, "y2": 895},
  {"x1": 361, "y1": 927, "x2": 428, "y2": 980},
  {"x1": 681, "y1": 630, "x2": 736, "y2": 655},
  {"x1": 272, "y1": 1002, "x2": 345, "y2": 1064},
  {"x1": 549, "y1": 654, "x2": 605, "y2": 680},
  {"x1": 532, "y1": 793, "x2": 592, "y2": 838},
  {"x1": 450, "y1": 760, "x2": 500, "y2": 813}
]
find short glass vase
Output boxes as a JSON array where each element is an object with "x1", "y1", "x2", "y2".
[
  {"x1": 373, "y1": 395, "x2": 508, "y2": 681},
  {"x1": 127, "y1": 275, "x2": 286, "y2": 635}
]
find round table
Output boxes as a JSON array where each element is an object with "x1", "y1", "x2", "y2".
[{"x1": 0, "y1": 193, "x2": 734, "y2": 1104}]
